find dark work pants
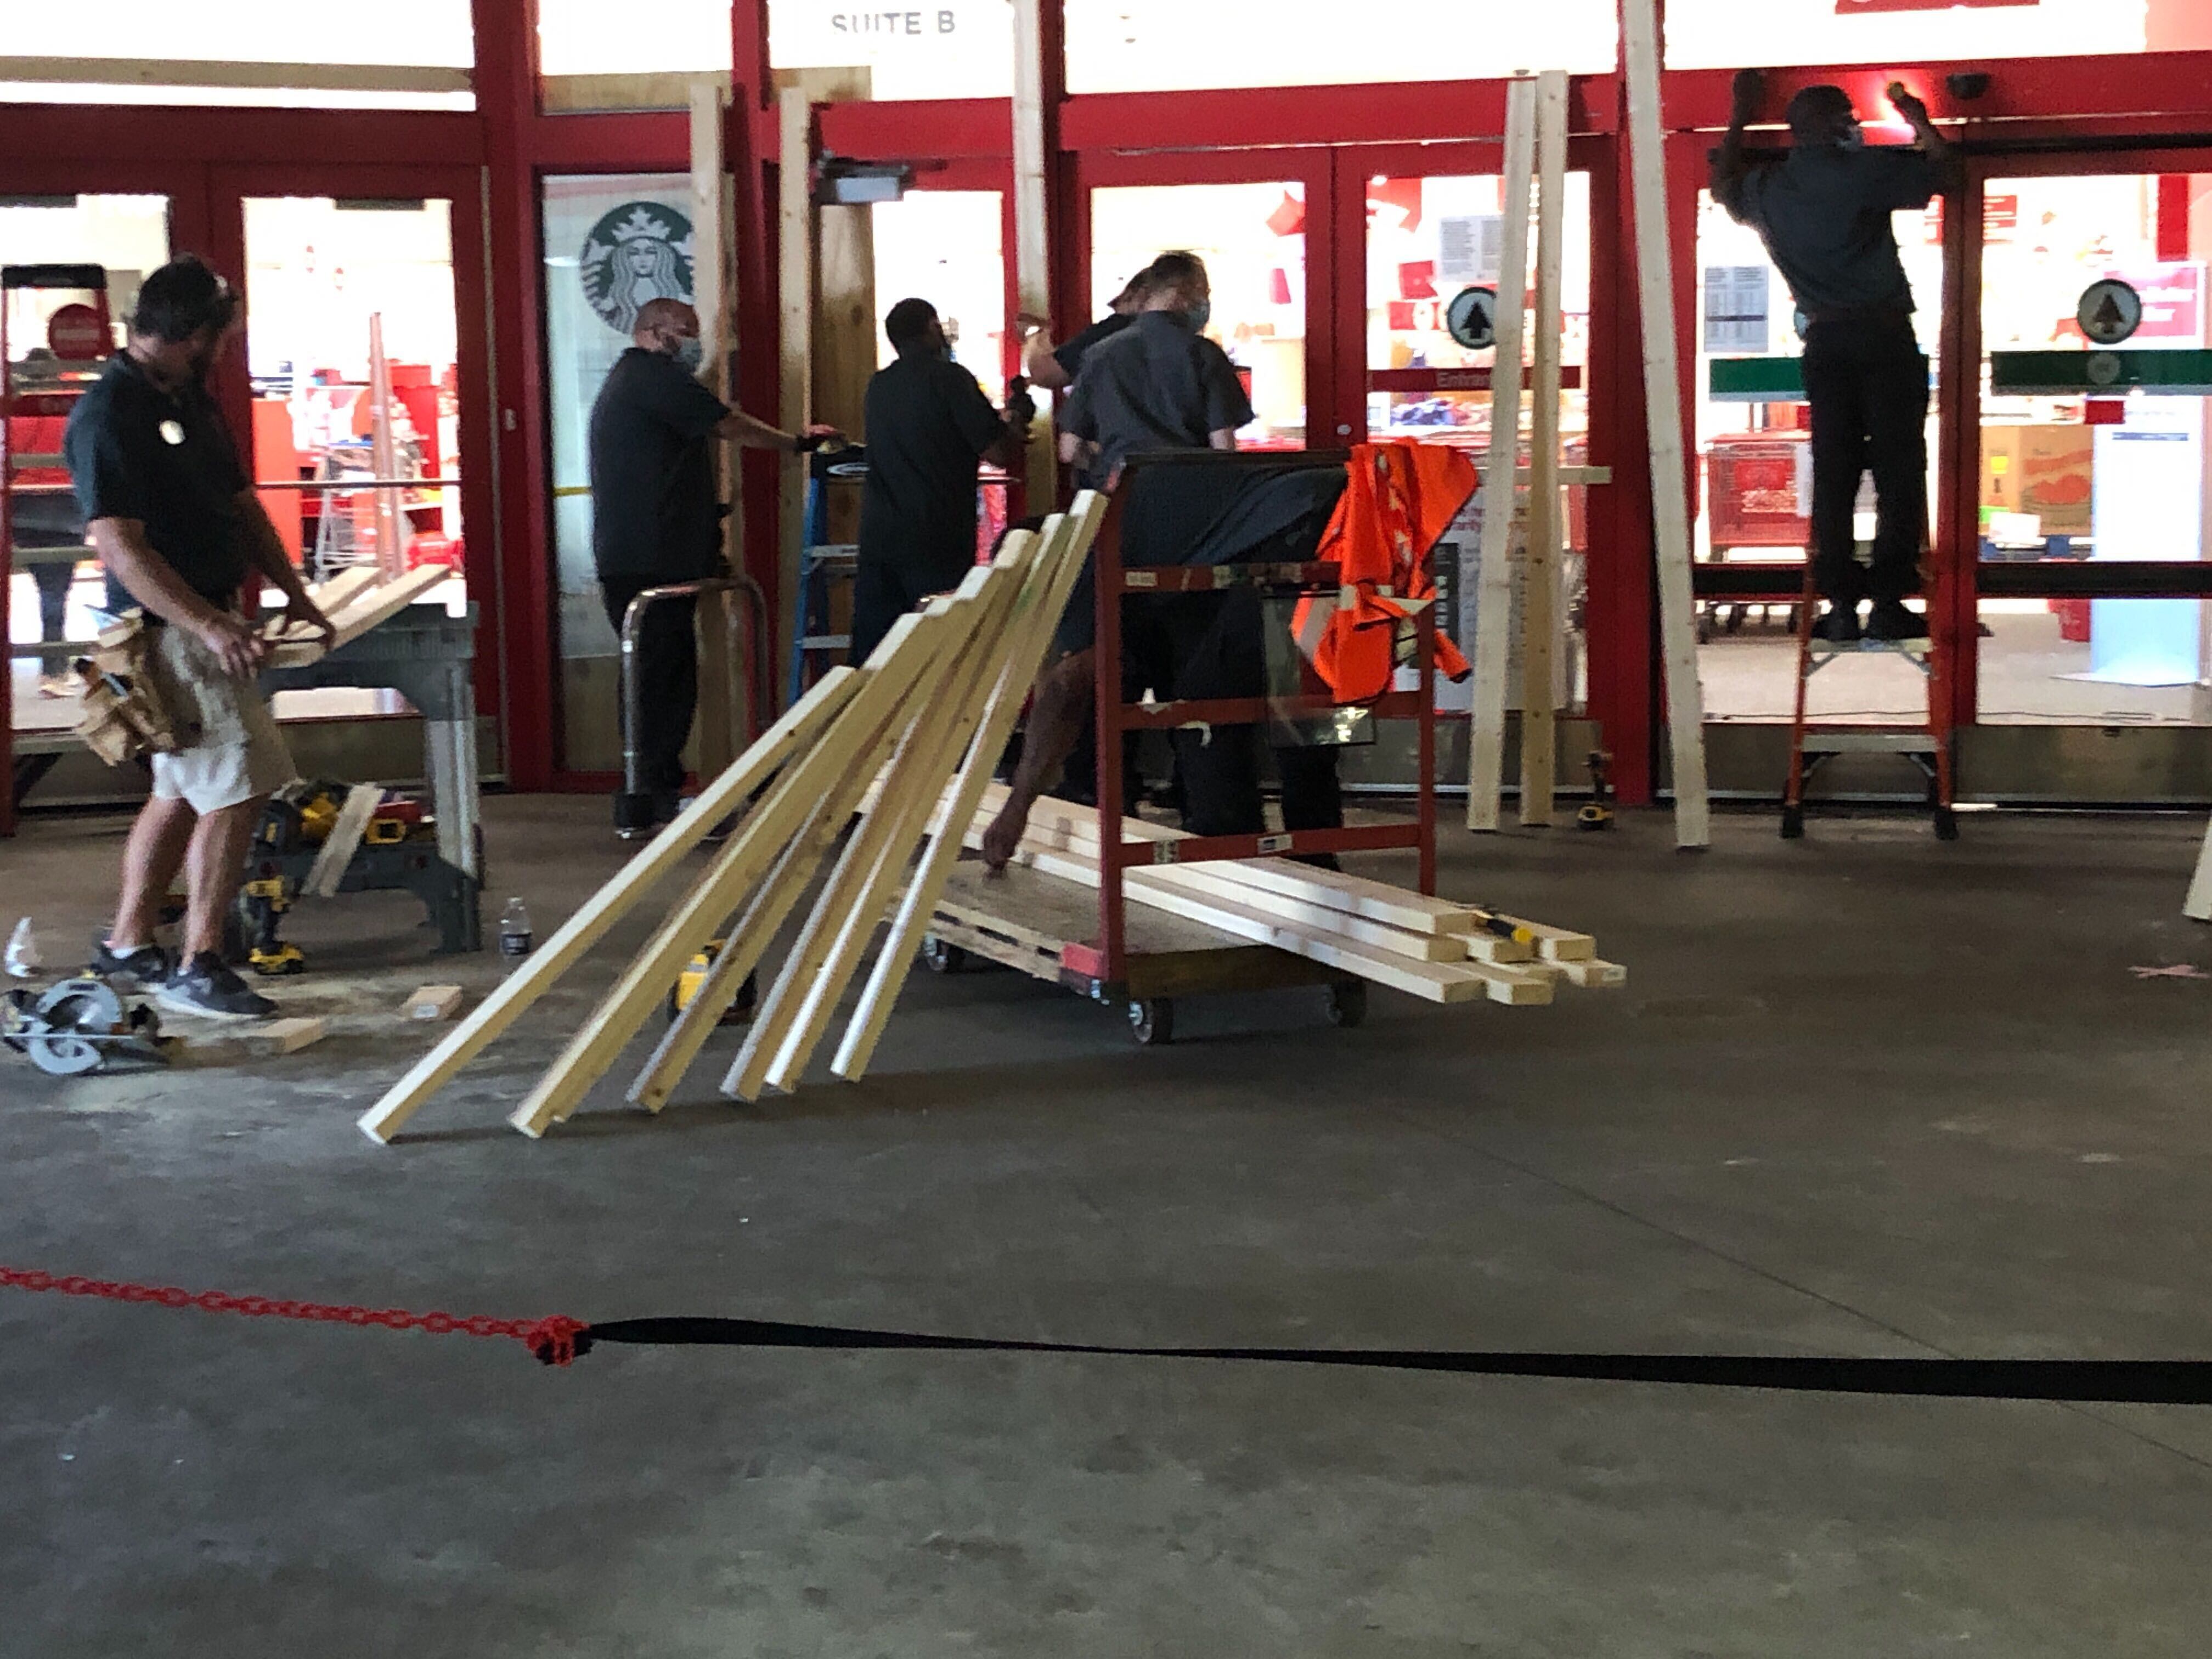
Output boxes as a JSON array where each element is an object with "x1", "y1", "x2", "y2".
[
  {"x1": 600, "y1": 573, "x2": 697, "y2": 797},
  {"x1": 850, "y1": 546, "x2": 972, "y2": 667},
  {"x1": 1801, "y1": 316, "x2": 1929, "y2": 605},
  {"x1": 1148, "y1": 590, "x2": 1342, "y2": 840}
]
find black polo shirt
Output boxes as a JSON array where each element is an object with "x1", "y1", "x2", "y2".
[
  {"x1": 858, "y1": 351, "x2": 1006, "y2": 580},
  {"x1": 1717, "y1": 145, "x2": 1940, "y2": 314},
  {"x1": 64, "y1": 352, "x2": 251, "y2": 605},
  {"x1": 588, "y1": 346, "x2": 731, "y2": 580},
  {"x1": 1060, "y1": 311, "x2": 1254, "y2": 486},
  {"x1": 1052, "y1": 312, "x2": 1134, "y2": 383}
]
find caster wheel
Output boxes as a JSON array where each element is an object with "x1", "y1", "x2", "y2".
[
  {"x1": 921, "y1": 935, "x2": 969, "y2": 974},
  {"x1": 1933, "y1": 806, "x2": 1959, "y2": 842},
  {"x1": 1326, "y1": 980, "x2": 1368, "y2": 1029},
  {"x1": 1127, "y1": 997, "x2": 1175, "y2": 1046},
  {"x1": 1780, "y1": 804, "x2": 1804, "y2": 840}
]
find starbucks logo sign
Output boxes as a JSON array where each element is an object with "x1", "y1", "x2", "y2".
[{"x1": 580, "y1": 201, "x2": 695, "y2": 336}]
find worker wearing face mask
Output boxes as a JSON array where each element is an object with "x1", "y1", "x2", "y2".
[
  {"x1": 849, "y1": 296, "x2": 1030, "y2": 664},
  {"x1": 587, "y1": 296, "x2": 834, "y2": 828},
  {"x1": 1713, "y1": 74, "x2": 1960, "y2": 642}
]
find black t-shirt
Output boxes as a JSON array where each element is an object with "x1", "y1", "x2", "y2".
[
  {"x1": 588, "y1": 346, "x2": 731, "y2": 580},
  {"x1": 1718, "y1": 145, "x2": 1941, "y2": 313},
  {"x1": 1061, "y1": 311, "x2": 1254, "y2": 486},
  {"x1": 64, "y1": 352, "x2": 251, "y2": 605},
  {"x1": 858, "y1": 351, "x2": 1007, "y2": 577},
  {"x1": 1052, "y1": 312, "x2": 1135, "y2": 383}
]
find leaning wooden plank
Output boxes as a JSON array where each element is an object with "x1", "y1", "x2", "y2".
[
  {"x1": 1136, "y1": 867, "x2": 1460, "y2": 963},
  {"x1": 303, "y1": 565, "x2": 381, "y2": 615},
  {"x1": 507, "y1": 606, "x2": 954, "y2": 1137},
  {"x1": 1002, "y1": 834, "x2": 1506, "y2": 1006},
  {"x1": 829, "y1": 499, "x2": 1103, "y2": 1082},
  {"x1": 354, "y1": 666, "x2": 861, "y2": 1143},
  {"x1": 1466, "y1": 75, "x2": 1538, "y2": 834},
  {"x1": 1492, "y1": 913, "x2": 1595, "y2": 962},
  {"x1": 1623, "y1": 0, "x2": 1712, "y2": 848},
  {"x1": 721, "y1": 562, "x2": 1014, "y2": 1099},
  {"x1": 2186, "y1": 816, "x2": 2212, "y2": 921},
  {"x1": 1519, "y1": 68, "x2": 1568, "y2": 831},
  {"x1": 744, "y1": 543, "x2": 1039, "y2": 1098},
  {"x1": 269, "y1": 565, "x2": 448, "y2": 666}
]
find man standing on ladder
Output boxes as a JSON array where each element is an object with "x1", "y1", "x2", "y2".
[{"x1": 1713, "y1": 73, "x2": 1960, "y2": 643}]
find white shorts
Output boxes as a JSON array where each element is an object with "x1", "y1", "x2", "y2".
[{"x1": 145, "y1": 623, "x2": 297, "y2": 814}]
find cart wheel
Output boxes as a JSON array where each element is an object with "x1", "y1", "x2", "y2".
[
  {"x1": 1780, "y1": 804, "x2": 1805, "y2": 840},
  {"x1": 1325, "y1": 980, "x2": 1368, "y2": 1029},
  {"x1": 1933, "y1": 805, "x2": 1960, "y2": 842},
  {"x1": 921, "y1": 935, "x2": 969, "y2": 974},
  {"x1": 1127, "y1": 997, "x2": 1175, "y2": 1046}
]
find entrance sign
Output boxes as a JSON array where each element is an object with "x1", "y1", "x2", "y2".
[
  {"x1": 1444, "y1": 285, "x2": 1497, "y2": 351},
  {"x1": 2077, "y1": 278, "x2": 2143, "y2": 346}
]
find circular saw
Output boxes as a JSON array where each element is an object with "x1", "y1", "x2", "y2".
[{"x1": 4, "y1": 977, "x2": 171, "y2": 1077}]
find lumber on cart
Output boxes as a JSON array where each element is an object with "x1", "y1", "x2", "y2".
[
  {"x1": 938, "y1": 783, "x2": 1625, "y2": 1007},
  {"x1": 264, "y1": 565, "x2": 450, "y2": 668},
  {"x1": 355, "y1": 495, "x2": 1107, "y2": 1144}
]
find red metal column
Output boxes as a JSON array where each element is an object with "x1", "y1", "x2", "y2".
[{"x1": 473, "y1": 0, "x2": 558, "y2": 788}]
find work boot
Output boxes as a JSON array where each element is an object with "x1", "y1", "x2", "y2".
[
  {"x1": 1810, "y1": 602, "x2": 1862, "y2": 644},
  {"x1": 1865, "y1": 600, "x2": 1930, "y2": 641},
  {"x1": 154, "y1": 951, "x2": 278, "y2": 1021}
]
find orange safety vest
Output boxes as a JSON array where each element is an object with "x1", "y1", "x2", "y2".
[{"x1": 1293, "y1": 442, "x2": 1476, "y2": 704}]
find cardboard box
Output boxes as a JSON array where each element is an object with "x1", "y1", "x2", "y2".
[{"x1": 1982, "y1": 424, "x2": 2094, "y2": 535}]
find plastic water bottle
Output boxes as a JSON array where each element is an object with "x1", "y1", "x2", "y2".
[
  {"x1": 4, "y1": 918, "x2": 40, "y2": 979},
  {"x1": 497, "y1": 898, "x2": 533, "y2": 964}
]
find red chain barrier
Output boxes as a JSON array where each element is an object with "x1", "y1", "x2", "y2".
[{"x1": 0, "y1": 1265, "x2": 589, "y2": 1366}]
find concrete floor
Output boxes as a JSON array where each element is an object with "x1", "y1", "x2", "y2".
[{"x1": 5, "y1": 795, "x2": 2212, "y2": 1656}]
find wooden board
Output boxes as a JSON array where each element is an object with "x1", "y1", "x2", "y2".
[
  {"x1": 506, "y1": 606, "x2": 956, "y2": 1136},
  {"x1": 1011, "y1": 0, "x2": 1058, "y2": 511},
  {"x1": 1623, "y1": 0, "x2": 1713, "y2": 849},
  {"x1": 403, "y1": 984, "x2": 465, "y2": 1020},
  {"x1": 691, "y1": 76, "x2": 738, "y2": 778},
  {"x1": 776, "y1": 83, "x2": 815, "y2": 701},
  {"x1": 269, "y1": 565, "x2": 449, "y2": 667},
  {"x1": 829, "y1": 499, "x2": 1107, "y2": 1082},
  {"x1": 1519, "y1": 70, "x2": 1568, "y2": 832},
  {"x1": 354, "y1": 665, "x2": 861, "y2": 1143},
  {"x1": 303, "y1": 566, "x2": 380, "y2": 615},
  {"x1": 1493, "y1": 913, "x2": 1595, "y2": 962},
  {"x1": 1466, "y1": 77, "x2": 1539, "y2": 834},
  {"x1": 246, "y1": 1016, "x2": 326, "y2": 1055},
  {"x1": 305, "y1": 783, "x2": 382, "y2": 899},
  {"x1": 2187, "y1": 819, "x2": 2212, "y2": 921}
]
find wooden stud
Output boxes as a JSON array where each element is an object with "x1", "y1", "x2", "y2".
[
  {"x1": 506, "y1": 607, "x2": 956, "y2": 1137},
  {"x1": 1519, "y1": 70, "x2": 1568, "y2": 831},
  {"x1": 1622, "y1": 0, "x2": 1713, "y2": 849},
  {"x1": 829, "y1": 500, "x2": 1105, "y2": 1082},
  {"x1": 691, "y1": 75, "x2": 738, "y2": 778},
  {"x1": 2186, "y1": 819, "x2": 2212, "y2": 921},
  {"x1": 403, "y1": 984, "x2": 465, "y2": 1020},
  {"x1": 303, "y1": 565, "x2": 380, "y2": 615},
  {"x1": 304, "y1": 783, "x2": 382, "y2": 899},
  {"x1": 1451, "y1": 931, "x2": 1538, "y2": 966},
  {"x1": 354, "y1": 667, "x2": 861, "y2": 1143},
  {"x1": 1466, "y1": 77, "x2": 1538, "y2": 834},
  {"x1": 777, "y1": 84, "x2": 815, "y2": 705},
  {"x1": 1012, "y1": 0, "x2": 1058, "y2": 512},
  {"x1": 1492, "y1": 913, "x2": 1595, "y2": 961},
  {"x1": 740, "y1": 546, "x2": 1039, "y2": 1099},
  {"x1": 247, "y1": 1017, "x2": 326, "y2": 1055}
]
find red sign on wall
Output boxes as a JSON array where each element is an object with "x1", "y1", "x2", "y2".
[{"x1": 46, "y1": 303, "x2": 106, "y2": 361}]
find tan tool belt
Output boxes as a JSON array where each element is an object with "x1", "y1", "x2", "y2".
[{"x1": 71, "y1": 614, "x2": 182, "y2": 767}]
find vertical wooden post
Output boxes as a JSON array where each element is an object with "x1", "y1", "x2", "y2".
[
  {"x1": 776, "y1": 86, "x2": 814, "y2": 708},
  {"x1": 1466, "y1": 77, "x2": 1537, "y2": 833},
  {"x1": 1520, "y1": 71, "x2": 1568, "y2": 829},
  {"x1": 1012, "y1": 0, "x2": 1060, "y2": 510},
  {"x1": 691, "y1": 77, "x2": 739, "y2": 772},
  {"x1": 1621, "y1": 0, "x2": 1712, "y2": 848}
]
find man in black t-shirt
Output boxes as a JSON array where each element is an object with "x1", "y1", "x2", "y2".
[
  {"x1": 850, "y1": 297, "x2": 1029, "y2": 664},
  {"x1": 1016, "y1": 267, "x2": 1153, "y2": 395},
  {"x1": 588, "y1": 296, "x2": 830, "y2": 828},
  {"x1": 66, "y1": 255, "x2": 335, "y2": 1020}
]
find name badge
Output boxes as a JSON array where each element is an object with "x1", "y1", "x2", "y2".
[{"x1": 159, "y1": 420, "x2": 186, "y2": 445}]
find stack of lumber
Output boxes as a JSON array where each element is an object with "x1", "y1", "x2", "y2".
[
  {"x1": 949, "y1": 783, "x2": 1623, "y2": 1007},
  {"x1": 356, "y1": 495, "x2": 1108, "y2": 1144},
  {"x1": 264, "y1": 564, "x2": 450, "y2": 668}
]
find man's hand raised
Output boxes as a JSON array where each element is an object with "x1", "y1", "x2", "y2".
[{"x1": 1732, "y1": 69, "x2": 1766, "y2": 123}]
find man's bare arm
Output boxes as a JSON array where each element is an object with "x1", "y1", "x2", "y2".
[
  {"x1": 1019, "y1": 315, "x2": 1074, "y2": 393},
  {"x1": 234, "y1": 489, "x2": 334, "y2": 644},
  {"x1": 1887, "y1": 82, "x2": 1963, "y2": 191},
  {"x1": 89, "y1": 517, "x2": 265, "y2": 676},
  {"x1": 1207, "y1": 428, "x2": 1239, "y2": 452},
  {"x1": 1712, "y1": 69, "x2": 1763, "y2": 216},
  {"x1": 980, "y1": 648, "x2": 1094, "y2": 871},
  {"x1": 717, "y1": 408, "x2": 838, "y2": 450}
]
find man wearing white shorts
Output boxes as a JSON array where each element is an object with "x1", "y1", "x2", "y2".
[{"x1": 64, "y1": 255, "x2": 333, "y2": 1019}]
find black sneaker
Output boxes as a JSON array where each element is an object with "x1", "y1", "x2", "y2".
[
  {"x1": 1865, "y1": 600, "x2": 1930, "y2": 641},
  {"x1": 1810, "y1": 603, "x2": 1863, "y2": 644},
  {"x1": 88, "y1": 938, "x2": 173, "y2": 991},
  {"x1": 154, "y1": 951, "x2": 278, "y2": 1021}
]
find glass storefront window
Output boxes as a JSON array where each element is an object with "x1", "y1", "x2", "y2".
[
  {"x1": 1064, "y1": 0, "x2": 1616, "y2": 93},
  {"x1": 542, "y1": 173, "x2": 697, "y2": 771},
  {"x1": 871, "y1": 191, "x2": 1007, "y2": 402},
  {"x1": 240, "y1": 198, "x2": 463, "y2": 589},
  {"x1": 5, "y1": 196, "x2": 170, "y2": 740},
  {"x1": 1088, "y1": 182, "x2": 1307, "y2": 448},
  {"x1": 2, "y1": 2, "x2": 471, "y2": 109},
  {"x1": 1666, "y1": 0, "x2": 2167, "y2": 69},
  {"x1": 1978, "y1": 597, "x2": 2212, "y2": 725}
]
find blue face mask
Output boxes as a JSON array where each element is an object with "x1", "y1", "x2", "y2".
[
  {"x1": 1185, "y1": 297, "x2": 1212, "y2": 332},
  {"x1": 1837, "y1": 125, "x2": 1865, "y2": 152},
  {"x1": 662, "y1": 335, "x2": 705, "y2": 373}
]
